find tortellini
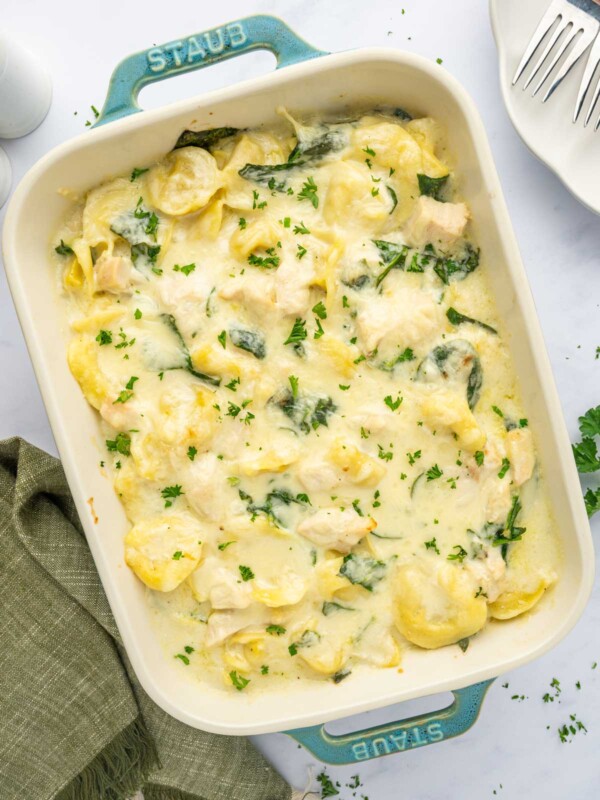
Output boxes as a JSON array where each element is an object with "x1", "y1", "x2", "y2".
[
  {"x1": 148, "y1": 147, "x2": 221, "y2": 215},
  {"x1": 124, "y1": 513, "x2": 204, "y2": 591},
  {"x1": 393, "y1": 562, "x2": 488, "y2": 649}
]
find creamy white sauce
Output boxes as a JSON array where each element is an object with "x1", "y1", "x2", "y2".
[{"x1": 55, "y1": 109, "x2": 559, "y2": 692}]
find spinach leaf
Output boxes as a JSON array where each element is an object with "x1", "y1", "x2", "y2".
[
  {"x1": 160, "y1": 314, "x2": 221, "y2": 387},
  {"x1": 393, "y1": 107, "x2": 413, "y2": 121},
  {"x1": 322, "y1": 601, "x2": 355, "y2": 616},
  {"x1": 338, "y1": 553, "x2": 387, "y2": 591},
  {"x1": 417, "y1": 339, "x2": 482, "y2": 409},
  {"x1": 433, "y1": 244, "x2": 480, "y2": 284},
  {"x1": 238, "y1": 161, "x2": 300, "y2": 192},
  {"x1": 417, "y1": 173, "x2": 449, "y2": 200},
  {"x1": 342, "y1": 273, "x2": 371, "y2": 290},
  {"x1": 446, "y1": 307, "x2": 497, "y2": 334},
  {"x1": 491, "y1": 495, "x2": 526, "y2": 560},
  {"x1": 270, "y1": 388, "x2": 336, "y2": 434},
  {"x1": 173, "y1": 127, "x2": 239, "y2": 151},
  {"x1": 229, "y1": 327, "x2": 266, "y2": 359},
  {"x1": 373, "y1": 240, "x2": 409, "y2": 287}
]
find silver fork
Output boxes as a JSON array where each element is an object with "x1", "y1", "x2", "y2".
[
  {"x1": 512, "y1": 0, "x2": 600, "y2": 104},
  {"x1": 574, "y1": 28, "x2": 600, "y2": 126}
]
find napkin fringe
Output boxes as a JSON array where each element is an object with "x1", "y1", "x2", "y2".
[
  {"x1": 55, "y1": 716, "x2": 158, "y2": 800},
  {"x1": 143, "y1": 786, "x2": 207, "y2": 800}
]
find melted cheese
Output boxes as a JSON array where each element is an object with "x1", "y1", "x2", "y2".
[{"x1": 54, "y1": 109, "x2": 559, "y2": 692}]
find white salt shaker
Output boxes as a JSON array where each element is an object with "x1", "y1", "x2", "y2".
[{"x1": 0, "y1": 30, "x2": 52, "y2": 139}]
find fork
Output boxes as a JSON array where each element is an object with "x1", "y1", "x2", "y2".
[
  {"x1": 512, "y1": 0, "x2": 600, "y2": 106},
  {"x1": 574, "y1": 27, "x2": 600, "y2": 126}
]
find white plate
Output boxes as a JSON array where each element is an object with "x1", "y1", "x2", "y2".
[
  {"x1": 490, "y1": 0, "x2": 600, "y2": 214},
  {"x1": 2, "y1": 39, "x2": 594, "y2": 735}
]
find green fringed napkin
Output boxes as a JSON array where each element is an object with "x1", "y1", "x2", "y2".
[{"x1": 0, "y1": 438, "x2": 291, "y2": 800}]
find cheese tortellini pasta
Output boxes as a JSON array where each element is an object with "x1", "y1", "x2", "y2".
[{"x1": 54, "y1": 107, "x2": 559, "y2": 693}]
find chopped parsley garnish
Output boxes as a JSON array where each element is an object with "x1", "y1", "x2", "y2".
[
  {"x1": 384, "y1": 394, "x2": 403, "y2": 411},
  {"x1": 113, "y1": 390, "x2": 134, "y2": 404},
  {"x1": 296, "y1": 244, "x2": 307, "y2": 260},
  {"x1": 266, "y1": 625, "x2": 286, "y2": 636},
  {"x1": 134, "y1": 308, "x2": 142, "y2": 320},
  {"x1": 217, "y1": 541, "x2": 235, "y2": 551},
  {"x1": 289, "y1": 375, "x2": 299, "y2": 398},
  {"x1": 96, "y1": 329, "x2": 112, "y2": 345},
  {"x1": 407, "y1": 450, "x2": 422, "y2": 466},
  {"x1": 238, "y1": 217, "x2": 247, "y2": 229},
  {"x1": 498, "y1": 457, "x2": 511, "y2": 479},
  {"x1": 284, "y1": 318, "x2": 307, "y2": 346},
  {"x1": 474, "y1": 450, "x2": 485, "y2": 466},
  {"x1": 426, "y1": 464, "x2": 443, "y2": 481},
  {"x1": 491, "y1": 405, "x2": 504, "y2": 418},
  {"x1": 225, "y1": 377, "x2": 240, "y2": 392},
  {"x1": 174, "y1": 653, "x2": 190, "y2": 665},
  {"x1": 260, "y1": 665, "x2": 269, "y2": 675},
  {"x1": 297, "y1": 176, "x2": 319, "y2": 208},
  {"x1": 217, "y1": 330, "x2": 227, "y2": 349},
  {"x1": 294, "y1": 221, "x2": 310, "y2": 234},
  {"x1": 187, "y1": 446, "x2": 197, "y2": 461},
  {"x1": 173, "y1": 262, "x2": 196, "y2": 276},
  {"x1": 161, "y1": 485, "x2": 184, "y2": 507},
  {"x1": 248, "y1": 250, "x2": 280, "y2": 268},
  {"x1": 312, "y1": 300, "x2": 327, "y2": 320},
  {"x1": 229, "y1": 671, "x2": 250, "y2": 691},
  {"x1": 105, "y1": 432, "x2": 131, "y2": 457},
  {"x1": 172, "y1": 551, "x2": 183, "y2": 560},
  {"x1": 313, "y1": 318, "x2": 325, "y2": 339},
  {"x1": 425, "y1": 537, "x2": 440, "y2": 554},
  {"x1": 378, "y1": 444, "x2": 393, "y2": 461},
  {"x1": 130, "y1": 167, "x2": 149, "y2": 181},
  {"x1": 55, "y1": 240, "x2": 74, "y2": 256},
  {"x1": 239, "y1": 565, "x2": 255, "y2": 581},
  {"x1": 316, "y1": 771, "x2": 339, "y2": 798},
  {"x1": 447, "y1": 545, "x2": 468, "y2": 562},
  {"x1": 339, "y1": 384, "x2": 350, "y2": 391},
  {"x1": 351, "y1": 499, "x2": 364, "y2": 516}
]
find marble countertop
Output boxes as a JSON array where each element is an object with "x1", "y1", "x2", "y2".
[{"x1": 1, "y1": 0, "x2": 599, "y2": 797}]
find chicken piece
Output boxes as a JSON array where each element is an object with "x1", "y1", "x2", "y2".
[
  {"x1": 482, "y1": 478, "x2": 512, "y2": 525},
  {"x1": 205, "y1": 608, "x2": 259, "y2": 647},
  {"x1": 297, "y1": 508, "x2": 376, "y2": 553},
  {"x1": 219, "y1": 272, "x2": 276, "y2": 310},
  {"x1": 157, "y1": 270, "x2": 213, "y2": 339},
  {"x1": 182, "y1": 452, "x2": 224, "y2": 522},
  {"x1": 506, "y1": 428, "x2": 535, "y2": 487},
  {"x1": 297, "y1": 457, "x2": 342, "y2": 493},
  {"x1": 189, "y1": 558, "x2": 252, "y2": 609},
  {"x1": 275, "y1": 256, "x2": 315, "y2": 316},
  {"x1": 124, "y1": 513, "x2": 204, "y2": 592},
  {"x1": 94, "y1": 252, "x2": 135, "y2": 293},
  {"x1": 356, "y1": 288, "x2": 442, "y2": 355},
  {"x1": 404, "y1": 196, "x2": 469, "y2": 249},
  {"x1": 465, "y1": 546, "x2": 506, "y2": 602}
]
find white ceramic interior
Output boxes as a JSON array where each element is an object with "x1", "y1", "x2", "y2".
[
  {"x1": 2, "y1": 48, "x2": 594, "y2": 735},
  {"x1": 490, "y1": 0, "x2": 600, "y2": 215}
]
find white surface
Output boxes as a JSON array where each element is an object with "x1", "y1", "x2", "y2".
[
  {"x1": 0, "y1": 0, "x2": 599, "y2": 796},
  {"x1": 491, "y1": 0, "x2": 600, "y2": 215},
  {"x1": 0, "y1": 146, "x2": 10, "y2": 207},
  {"x1": 0, "y1": 30, "x2": 52, "y2": 138},
  {"x1": 6, "y1": 43, "x2": 593, "y2": 739}
]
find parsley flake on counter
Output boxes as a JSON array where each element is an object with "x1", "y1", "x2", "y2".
[{"x1": 316, "y1": 771, "x2": 339, "y2": 798}]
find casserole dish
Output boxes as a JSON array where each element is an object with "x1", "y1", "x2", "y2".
[{"x1": 2, "y1": 15, "x2": 594, "y2": 762}]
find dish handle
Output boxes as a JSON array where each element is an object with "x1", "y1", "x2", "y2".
[
  {"x1": 95, "y1": 15, "x2": 328, "y2": 127},
  {"x1": 285, "y1": 679, "x2": 494, "y2": 765}
]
